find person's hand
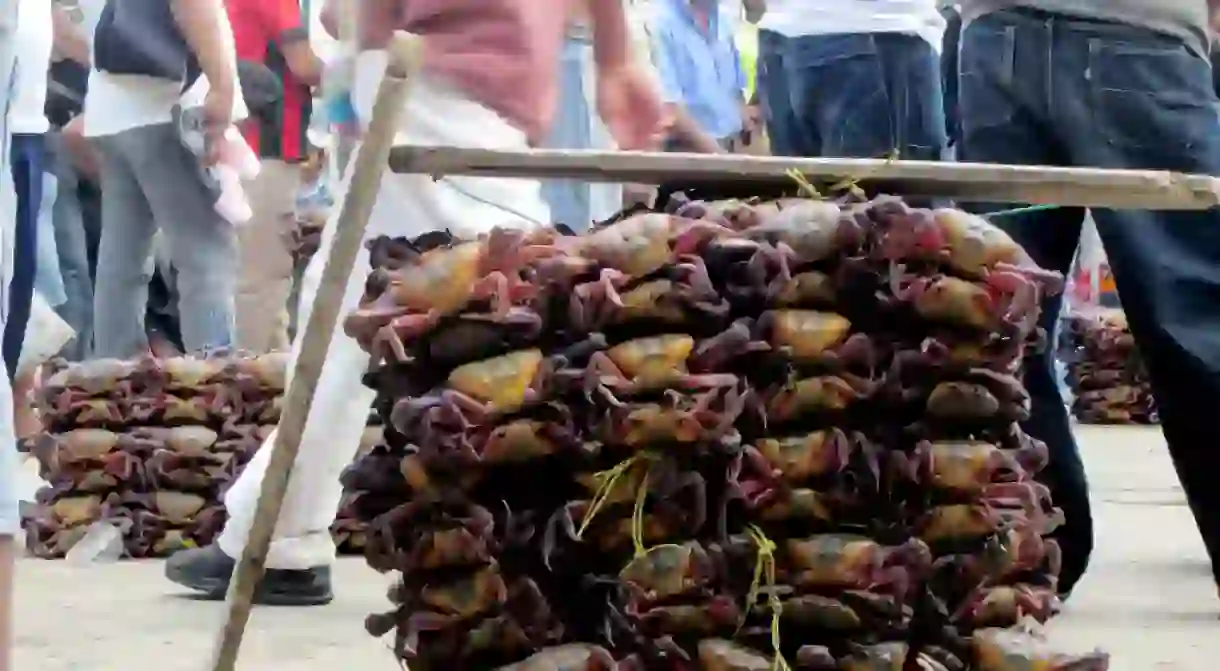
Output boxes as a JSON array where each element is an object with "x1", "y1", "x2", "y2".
[
  {"x1": 596, "y1": 62, "x2": 668, "y2": 150},
  {"x1": 202, "y1": 81, "x2": 235, "y2": 165}
]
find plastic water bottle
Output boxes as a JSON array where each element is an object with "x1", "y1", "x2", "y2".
[{"x1": 65, "y1": 520, "x2": 126, "y2": 564}]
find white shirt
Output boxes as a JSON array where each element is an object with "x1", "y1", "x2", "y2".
[
  {"x1": 10, "y1": 0, "x2": 54, "y2": 134},
  {"x1": 83, "y1": 0, "x2": 248, "y2": 137},
  {"x1": 759, "y1": 0, "x2": 945, "y2": 49}
]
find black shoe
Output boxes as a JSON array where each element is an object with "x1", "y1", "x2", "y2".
[{"x1": 165, "y1": 545, "x2": 333, "y2": 606}]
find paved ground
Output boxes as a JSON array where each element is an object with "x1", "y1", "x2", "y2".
[{"x1": 13, "y1": 425, "x2": 1217, "y2": 670}]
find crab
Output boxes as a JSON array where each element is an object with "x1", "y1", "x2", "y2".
[
  {"x1": 44, "y1": 358, "x2": 136, "y2": 397},
  {"x1": 615, "y1": 542, "x2": 741, "y2": 637},
  {"x1": 222, "y1": 351, "x2": 289, "y2": 391},
  {"x1": 343, "y1": 227, "x2": 561, "y2": 350},
  {"x1": 373, "y1": 577, "x2": 561, "y2": 669},
  {"x1": 573, "y1": 212, "x2": 734, "y2": 277},
  {"x1": 891, "y1": 268, "x2": 1060, "y2": 336},
  {"x1": 782, "y1": 534, "x2": 931, "y2": 599},
  {"x1": 744, "y1": 428, "x2": 865, "y2": 486},
  {"x1": 970, "y1": 627, "x2": 1110, "y2": 671},
  {"x1": 900, "y1": 439, "x2": 1049, "y2": 498},
  {"x1": 545, "y1": 465, "x2": 708, "y2": 565},
  {"x1": 567, "y1": 257, "x2": 730, "y2": 335},
  {"x1": 898, "y1": 368, "x2": 1031, "y2": 424},
  {"x1": 41, "y1": 428, "x2": 121, "y2": 471},
  {"x1": 52, "y1": 450, "x2": 144, "y2": 493},
  {"x1": 592, "y1": 385, "x2": 747, "y2": 448},
  {"x1": 954, "y1": 583, "x2": 1061, "y2": 628},
  {"x1": 390, "y1": 349, "x2": 559, "y2": 448},
  {"x1": 579, "y1": 334, "x2": 740, "y2": 400},
  {"x1": 158, "y1": 356, "x2": 228, "y2": 390},
  {"x1": 51, "y1": 396, "x2": 124, "y2": 428},
  {"x1": 365, "y1": 498, "x2": 496, "y2": 574},
  {"x1": 796, "y1": 641, "x2": 964, "y2": 671},
  {"x1": 727, "y1": 443, "x2": 872, "y2": 528},
  {"x1": 127, "y1": 393, "x2": 221, "y2": 426},
  {"x1": 145, "y1": 449, "x2": 236, "y2": 491},
  {"x1": 918, "y1": 485, "x2": 1063, "y2": 552},
  {"x1": 761, "y1": 589, "x2": 911, "y2": 638},
  {"x1": 755, "y1": 372, "x2": 877, "y2": 426},
  {"x1": 961, "y1": 526, "x2": 1063, "y2": 586}
]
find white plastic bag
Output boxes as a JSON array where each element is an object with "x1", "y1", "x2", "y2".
[{"x1": 17, "y1": 291, "x2": 74, "y2": 377}]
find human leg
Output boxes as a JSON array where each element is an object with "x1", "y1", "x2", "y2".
[
  {"x1": 957, "y1": 8, "x2": 1092, "y2": 596},
  {"x1": 3, "y1": 134, "x2": 46, "y2": 379},
  {"x1": 788, "y1": 32, "x2": 944, "y2": 160},
  {"x1": 757, "y1": 29, "x2": 812, "y2": 157},
  {"x1": 235, "y1": 160, "x2": 297, "y2": 352},
  {"x1": 90, "y1": 132, "x2": 158, "y2": 359},
  {"x1": 48, "y1": 134, "x2": 93, "y2": 360},
  {"x1": 122, "y1": 123, "x2": 237, "y2": 354},
  {"x1": 167, "y1": 71, "x2": 549, "y2": 601},
  {"x1": 1051, "y1": 15, "x2": 1220, "y2": 588}
]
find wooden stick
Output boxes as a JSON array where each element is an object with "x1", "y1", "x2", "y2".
[
  {"x1": 388, "y1": 147, "x2": 1220, "y2": 210},
  {"x1": 205, "y1": 31, "x2": 422, "y2": 671}
]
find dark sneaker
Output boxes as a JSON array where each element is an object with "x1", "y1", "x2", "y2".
[{"x1": 165, "y1": 545, "x2": 333, "y2": 606}]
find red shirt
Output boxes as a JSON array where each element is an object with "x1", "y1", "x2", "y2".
[{"x1": 225, "y1": 0, "x2": 311, "y2": 162}]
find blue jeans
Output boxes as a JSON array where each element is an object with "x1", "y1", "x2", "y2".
[
  {"x1": 48, "y1": 133, "x2": 95, "y2": 360},
  {"x1": 92, "y1": 122, "x2": 237, "y2": 358},
  {"x1": 4, "y1": 133, "x2": 46, "y2": 379},
  {"x1": 758, "y1": 31, "x2": 946, "y2": 160},
  {"x1": 960, "y1": 8, "x2": 1220, "y2": 593}
]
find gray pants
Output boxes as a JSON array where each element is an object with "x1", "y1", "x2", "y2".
[
  {"x1": 92, "y1": 122, "x2": 237, "y2": 358},
  {"x1": 48, "y1": 133, "x2": 94, "y2": 360}
]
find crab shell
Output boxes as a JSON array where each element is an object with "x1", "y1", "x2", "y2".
[
  {"x1": 924, "y1": 369, "x2": 1031, "y2": 423},
  {"x1": 783, "y1": 534, "x2": 927, "y2": 592},
  {"x1": 618, "y1": 542, "x2": 719, "y2": 606},
  {"x1": 755, "y1": 309, "x2": 856, "y2": 364},
  {"x1": 750, "y1": 428, "x2": 856, "y2": 485},
  {"x1": 777, "y1": 590, "x2": 908, "y2": 634},
  {"x1": 970, "y1": 627, "x2": 1110, "y2": 671},
  {"x1": 741, "y1": 199, "x2": 855, "y2": 264},
  {"x1": 575, "y1": 213, "x2": 733, "y2": 277},
  {"x1": 627, "y1": 594, "x2": 742, "y2": 637},
  {"x1": 956, "y1": 584, "x2": 1061, "y2": 628},
  {"x1": 597, "y1": 386, "x2": 745, "y2": 448},
  {"x1": 761, "y1": 372, "x2": 875, "y2": 422},
  {"x1": 912, "y1": 440, "x2": 1030, "y2": 496}
]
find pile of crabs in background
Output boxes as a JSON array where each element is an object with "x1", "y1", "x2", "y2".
[
  {"x1": 20, "y1": 353, "x2": 382, "y2": 559},
  {"x1": 337, "y1": 194, "x2": 1110, "y2": 670}
]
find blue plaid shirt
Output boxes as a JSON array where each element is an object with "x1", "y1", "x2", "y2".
[{"x1": 650, "y1": 0, "x2": 746, "y2": 140}]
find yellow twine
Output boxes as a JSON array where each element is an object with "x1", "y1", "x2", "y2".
[
  {"x1": 575, "y1": 454, "x2": 654, "y2": 543},
  {"x1": 790, "y1": 149, "x2": 901, "y2": 202},
  {"x1": 631, "y1": 469, "x2": 652, "y2": 557},
  {"x1": 744, "y1": 524, "x2": 791, "y2": 671}
]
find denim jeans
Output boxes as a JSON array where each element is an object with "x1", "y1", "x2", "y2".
[
  {"x1": 758, "y1": 30, "x2": 946, "y2": 160},
  {"x1": 92, "y1": 122, "x2": 237, "y2": 358},
  {"x1": 47, "y1": 133, "x2": 94, "y2": 360},
  {"x1": 960, "y1": 8, "x2": 1220, "y2": 593},
  {"x1": 540, "y1": 35, "x2": 622, "y2": 230},
  {"x1": 4, "y1": 133, "x2": 46, "y2": 379}
]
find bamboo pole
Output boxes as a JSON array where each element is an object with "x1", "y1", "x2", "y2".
[
  {"x1": 205, "y1": 31, "x2": 421, "y2": 671},
  {"x1": 387, "y1": 147, "x2": 1220, "y2": 210}
]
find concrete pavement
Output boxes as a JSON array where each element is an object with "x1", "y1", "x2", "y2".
[{"x1": 13, "y1": 425, "x2": 1218, "y2": 670}]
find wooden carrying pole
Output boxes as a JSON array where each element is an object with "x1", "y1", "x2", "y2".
[
  {"x1": 205, "y1": 32, "x2": 421, "y2": 671},
  {"x1": 387, "y1": 147, "x2": 1220, "y2": 210}
]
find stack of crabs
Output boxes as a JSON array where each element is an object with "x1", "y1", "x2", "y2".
[
  {"x1": 1058, "y1": 309, "x2": 1157, "y2": 425},
  {"x1": 340, "y1": 196, "x2": 1110, "y2": 671},
  {"x1": 23, "y1": 354, "x2": 287, "y2": 558}
]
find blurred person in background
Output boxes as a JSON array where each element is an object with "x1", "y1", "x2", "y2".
[
  {"x1": 166, "y1": 0, "x2": 664, "y2": 605},
  {"x1": 45, "y1": 3, "x2": 97, "y2": 361},
  {"x1": 0, "y1": 0, "x2": 21, "y2": 665},
  {"x1": 650, "y1": 0, "x2": 747, "y2": 152},
  {"x1": 755, "y1": 0, "x2": 946, "y2": 160},
  {"x1": 542, "y1": 0, "x2": 660, "y2": 228},
  {"x1": 85, "y1": 0, "x2": 248, "y2": 359},
  {"x1": 956, "y1": 0, "x2": 1220, "y2": 600},
  {"x1": 226, "y1": 0, "x2": 323, "y2": 353},
  {"x1": 5, "y1": 0, "x2": 55, "y2": 382}
]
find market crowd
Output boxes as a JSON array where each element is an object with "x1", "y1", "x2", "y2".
[{"x1": 0, "y1": 0, "x2": 1218, "y2": 660}]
